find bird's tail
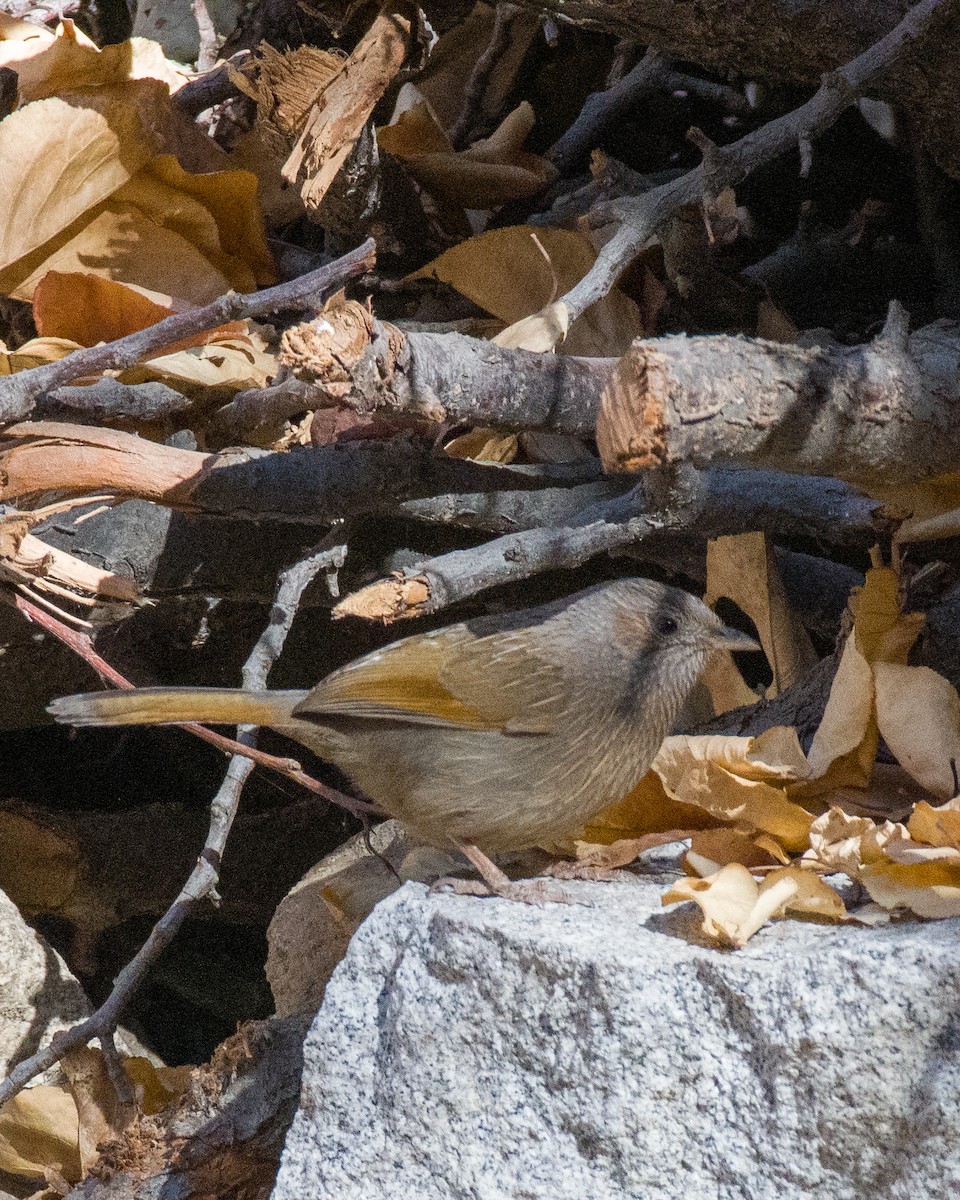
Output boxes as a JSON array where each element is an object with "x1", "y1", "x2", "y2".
[{"x1": 48, "y1": 687, "x2": 308, "y2": 730}]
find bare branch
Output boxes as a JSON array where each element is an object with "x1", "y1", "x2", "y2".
[
  {"x1": 548, "y1": 49, "x2": 748, "y2": 176},
  {"x1": 334, "y1": 467, "x2": 887, "y2": 621},
  {"x1": 449, "y1": 4, "x2": 522, "y2": 148},
  {"x1": 0, "y1": 239, "x2": 376, "y2": 424},
  {"x1": 558, "y1": 0, "x2": 945, "y2": 327}
]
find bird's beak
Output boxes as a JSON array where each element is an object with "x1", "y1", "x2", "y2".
[{"x1": 709, "y1": 625, "x2": 762, "y2": 653}]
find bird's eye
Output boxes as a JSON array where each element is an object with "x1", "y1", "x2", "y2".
[{"x1": 656, "y1": 615, "x2": 678, "y2": 636}]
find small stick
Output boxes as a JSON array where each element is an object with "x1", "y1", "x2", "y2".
[
  {"x1": 448, "y1": 4, "x2": 521, "y2": 149},
  {"x1": 191, "y1": 0, "x2": 220, "y2": 73}
]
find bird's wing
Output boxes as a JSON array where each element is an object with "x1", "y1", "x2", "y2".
[{"x1": 292, "y1": 626, "x2": 567, "y2": 733}]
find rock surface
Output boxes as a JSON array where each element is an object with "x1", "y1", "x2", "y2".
[
  {"x1": 0, "y1": 887, "x2": 90, "y2": 1080},
  {"x1": 273, "y1": 874, "x2": 960, "y2": 1200}
]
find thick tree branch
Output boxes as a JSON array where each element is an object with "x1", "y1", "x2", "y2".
[
  {"x1": 278, "y1": 304, "x2": 613, "y2": 436},
  {"x1": 334, "y1": 468, "x2": 888, "y2": 621},
  {"x1": 0, "y1": 423, "x2": 571, "y2": 522},
  {"x1": 597, "y1": 305, "x2": 960, "y2": 488}
]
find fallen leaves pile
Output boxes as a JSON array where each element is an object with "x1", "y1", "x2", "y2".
[{"x1": 572, "y1": 556, "x2": 960, "y2": 946}]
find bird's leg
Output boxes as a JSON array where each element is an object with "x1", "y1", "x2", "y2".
[{"x1": 430, "y1": 840, "x2": 580, "y2": 905}]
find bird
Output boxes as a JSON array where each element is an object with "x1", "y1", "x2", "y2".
[{"x1": 49, "y1": 578, "x2": 758, "y2": 903}]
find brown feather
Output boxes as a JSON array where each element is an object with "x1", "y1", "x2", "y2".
[{"x1": 293, "y1": 626, "x2": 567, "y2": 733}]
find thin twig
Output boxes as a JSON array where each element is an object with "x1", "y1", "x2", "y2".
[
  {"x1": 5, "y1": 590, "x2": 375, "y2": 819},
  {"x1": 191, "y1": 0, "x2": 220, "y2": 73},
  {"x1": 0, "y1": 239, "x2": 376, "y2": 423},
  {"x1": 548, "y1": 49, "x2": 748, "y2": 176},
  {"x1": 557, "y1": 0, "x2": 944, "y2": 326},
  {"x1": 0, "y1": 542, "x2": 357, "y2": 1107},
  {"x1": 448, "y1": 3, "x2": 521, "y2": 149}
]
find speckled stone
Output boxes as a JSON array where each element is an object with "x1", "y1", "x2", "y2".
[{"x1": 273, "y1": 876, "x2": 960, "y2": 1200}]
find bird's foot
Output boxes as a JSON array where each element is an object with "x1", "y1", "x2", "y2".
[{"x1": 430, "y1": 874, "x2": 579, "y2": 906}]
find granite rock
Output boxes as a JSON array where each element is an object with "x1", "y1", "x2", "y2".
[{"x1": 274, "y1": 873, "x2": 960, "y2": 1200}]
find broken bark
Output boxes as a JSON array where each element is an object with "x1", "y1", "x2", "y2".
[
  {"x1": 278, "y1": 303, "x2": 613, "y2": 436},
  {"x1": 597, "y1": 310, "x2": 960, "y2": 489},
  {"x1": 0, "y1": 423, "x2": 569, "y2": 523}
]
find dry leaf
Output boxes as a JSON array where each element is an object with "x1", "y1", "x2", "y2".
[
  {"x1": 802, "y1": 566, "x2": 923, "y2": 789},
  {"x1": 0, "y1": 95, "x2": 155, "y2": 281},
  {"x1": 492, "y1": 301, "x2": 570, "y2": 352},
  {"x1": 12, "y1": 21, "x2": 188, "y2": 102},
  {"x1": 663, "y1": 863, "x2": 845, "y2": 947},
  {"x1": 805, "y1": 807, "x2": 906, "y2": 876},
  {"x1": 576, "y1": 727, "x2": 813, "y2": 857},
  {"x1": 874, "y1": 663, "x2": 960, "y2": 800},
  {"x1": 0, "y1": 14, "x2": 55, "y2": 64},
  {"x1": 571, "y1": 830, "x2": 695, "y2": 870},
  {"x1": 907, "y1": 798, "x2": 960, "y2": 851},
  {"x1": 34, "y1": 273, "x2": 175, "y2": 345},
  {"x1": 860, "y1": 857, "x2": 960, "y2": 918},
  {"x1": 0, "y1": 337, "x2": 78, "y2": 374},
  {"x1": 444, "y1": 427, "x2": 519, "y2": 463},
  {"x1": 379, "y1": 95, "x2": 556, "y2": 214},
  {"x1": 686, "y1": 827, "x2": 786, "y2": 873},
  {"x1": 0, "y1": 1086, "x2": 81, "y2": 1182},
  {"x1": 0, "y1": 88, "x2": 272, "y2": 303},
  {"x1": 409, "y1": 225, "x2": 643, "y2": 356},
  {"x1": 61, "y1": 1047, "x2": 133, "y2": 1172},
  {"x1": 118, "y1": 336, "x2": 277, "y2": 394},
  {"x1": 573, "y1": 769, "x2": 720, "y2": 849},
  {"x1": 414, "y1": 2, "x2": 541, "y2": 130},
  {"x1": 704, "y1": 531, "x2": 816, "y2": 704},
  {"x1": 0, "y1": 808, "x2": 78, "y2": 912}
]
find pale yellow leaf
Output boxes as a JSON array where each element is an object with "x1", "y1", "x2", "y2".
[
  {"x1": 444, "y1": 427, "x2": 518, "y2": 463},
  {"x1": 0, "y1": 95, "x2": 155, "y2": 277},
  {"x1": 860, "y1": 856, "x2": 960, "y2": 917},
  {"x1": 664, "y1": 862, "x2": 845, "y2": 946},
  {"x1": 120, "y1": 339, "x2": 277, "y2": 392},
  {"x1": 704, "y1": 532, "x2": 816, "y2": 698},
  {"x1": 907, "y1": 798, "x2": 960, "y2": 851},
  {"x1": 13, "y1": 22, "x2": 188, "y2": 102},
  {"x1": 874, "y1": 663, "x2": 960, "y2": 800},
  {"x1": 805, "y1": 807, "x2": 906, "y2": 876},
  {"x1": 802, "y1": 567, "x2": 922, "y2": 789},
  {"x1": 804, "y1": 629, "x2": 876, "y2": 784},
  {"x1": 0, "y1": 1086, "x2": 80, "y2": 1182},
  {"x1": 492, "y1": 301, "x2": 569, "y2": 352}
]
